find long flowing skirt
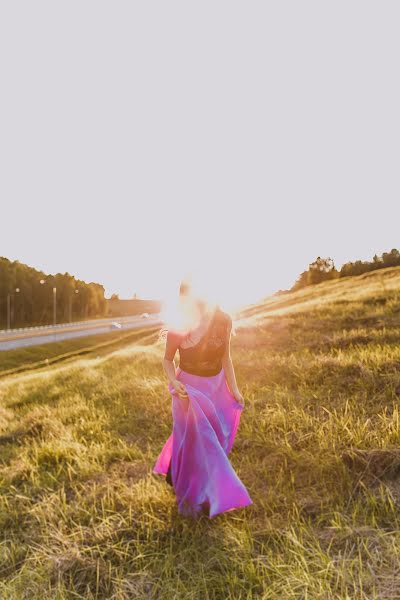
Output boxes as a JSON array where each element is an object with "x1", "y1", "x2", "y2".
[{"x1": 153, "y1": 366, "x2": 253, "y2": 519}]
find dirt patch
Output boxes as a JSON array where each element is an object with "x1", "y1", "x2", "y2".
[
  {"x1": 109, "y1": 459, "x2": 149, "y2": 482},
  {"x1": 342, "y1": 448, "x2": 400, "y2": 482}
]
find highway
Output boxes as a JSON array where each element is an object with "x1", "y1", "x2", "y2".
[{"x1": 0, "y1": 315, "x2": 163, "y2": 352}]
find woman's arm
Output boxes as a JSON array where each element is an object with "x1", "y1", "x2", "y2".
[
  {"x1": 162, "y1": 356, "x2": 178, "y2": 384},
  {"x1": 221, "y1": 318, "x2": 245, "y2": 405},
  {"x1": 162, "y1": 331, "x2": 188, "y2": 400}
]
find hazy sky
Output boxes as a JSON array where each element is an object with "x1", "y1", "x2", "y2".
[{"x1": 1, "y1": 2, "x2": 399, "y2": 308}]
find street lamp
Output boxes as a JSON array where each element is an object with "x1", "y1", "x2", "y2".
[
  {"x1": 40, "y1": 279, "x2": 56, "y2": 328},
  {"x1": 69, "y1": 289, "x2": 79, "y2": 323},
  {"x1": 53, "y1": 287, "x2": 56, "y2": 327},
  {"x1": 75, "y1": 290, "x2": 79, "y2": 322},
  {"x1": 6, "y1": 288, "x2": 20, "y2": 330}
]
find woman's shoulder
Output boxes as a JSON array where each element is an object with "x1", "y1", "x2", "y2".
[
  {"x1": 166, "y1": 329, "x2": 185, "y2": 343},
  {"x1": 216, "y1": 308, "x2": 232, "y2": 327},
  {"x1": 164, "y1": 329, "x2": 185, "y2": 359}
]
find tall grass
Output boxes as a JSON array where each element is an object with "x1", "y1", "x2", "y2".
[{"x1": 1, "y1": 266, "x2": 400, "y2": 598}]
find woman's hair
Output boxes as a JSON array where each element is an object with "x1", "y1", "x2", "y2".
[
  {"x1": 179, "y1": 280, "x2": 190, "y2": 297},
  {"x1": 158, "y1": 278, "x2": 218, "y2": 343}
]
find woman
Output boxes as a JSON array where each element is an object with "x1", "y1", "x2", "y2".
[{"x1": 153, "y1": 279, "x2": 253, "y2": 519}]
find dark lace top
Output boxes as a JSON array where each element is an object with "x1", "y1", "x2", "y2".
[{"x1": 164, "y1": 308, "x2": 232, "y2": 376}]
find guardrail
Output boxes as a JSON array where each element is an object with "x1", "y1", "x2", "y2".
[{"x1": 0, "y1": 314, "x2": 162, "y2": 336}]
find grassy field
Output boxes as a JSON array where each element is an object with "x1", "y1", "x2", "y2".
[
  {"x1": 1, "y1": 267, "x2": 400, "y2": 599},
  {"x1": 0, "y1": 327, "x2": 160, "y2": 376}
]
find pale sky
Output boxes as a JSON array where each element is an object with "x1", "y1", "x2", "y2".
[{"x1": 1, "y1": 2, "x2": 399, "y2": 310}]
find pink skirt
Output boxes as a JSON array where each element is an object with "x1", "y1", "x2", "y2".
[{"x1": 153, "y1": 366, "x2": 253, "y2": 519}]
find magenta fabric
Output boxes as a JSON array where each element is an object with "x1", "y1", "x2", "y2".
[{"x1": 153, "y1": 366, "x2": 253, "y2": 519}]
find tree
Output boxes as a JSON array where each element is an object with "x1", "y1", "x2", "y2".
[
  {"x1": 0, "y1": 256, "x2": 108, "y2": 328},
  {"x1": 339, "y1": 248, "x2": 400, "y2": 279},
  {"x1": 308, "y1": 257, "x2": 338, "y2": 285},
  {"x1": 292, "y1": 257, "x2": 338, "y2": 290}
]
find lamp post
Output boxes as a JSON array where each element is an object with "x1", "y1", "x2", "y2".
[
  {"x1": 76, "y1": 289, "x2": 79, "y2": 321},
  {"x1": 53, "y1": 287, "x2": 56, "y2": 328},
  {"x1": 69, "y1": 289, "x2": 79, "y2": 323},
  {"x1": 6, "y1": 288, "x2": 20, "y2": 330},
  {"x1": 6, "y1": 294, "x2": 10, "y2": 330},
  {"x1": 39, "y1": 279, "x2": 46, "y2": 326},
  {"x1": 15, "y1": 288, "x2": 20, "y2": 328},
  {"x1": 40, "y1": 279, "x2": 56, "y2": 329}
]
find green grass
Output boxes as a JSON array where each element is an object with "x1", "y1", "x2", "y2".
[
  {"x1": 0, "y1": 327, "x2": 160, "y2": 376},
  {"x1": 1, "y1": 267, "x2": 400, "y2": 598}
]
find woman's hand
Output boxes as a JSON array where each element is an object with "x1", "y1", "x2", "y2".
[
  {"x1": 233, "y1": 389, "x2": 245, "y2": 406},
  {"x1": 172, "y1": 379, "x2": 189, "y2": 400}
]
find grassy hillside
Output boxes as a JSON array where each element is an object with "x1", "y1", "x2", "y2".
[
  {"x1": 0, "y1": 327, "x2": 160, "y2": 376},
  {"x1": 1, "y1": 266, "x2": 400, "y2": 598}
]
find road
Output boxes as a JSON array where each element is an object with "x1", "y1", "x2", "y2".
[{"x1": 0, "y1": 315, "x2": 163, "y2": 352}]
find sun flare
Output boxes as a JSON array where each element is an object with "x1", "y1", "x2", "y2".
[{"x1": 158, "y1": 265, "x2": 266, "y2": 331}]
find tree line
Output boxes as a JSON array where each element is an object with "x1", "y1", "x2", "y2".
[
  {"x1": 292, "y1": 248, "x2": 400, "y2": 290},
  {"x1": 0, "y1": 256, "x2": 107, "y2": 329}
]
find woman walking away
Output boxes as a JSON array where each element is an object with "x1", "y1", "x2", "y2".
[{"x1": 153, "y1": 279, "x2": 253, "y2": 519}]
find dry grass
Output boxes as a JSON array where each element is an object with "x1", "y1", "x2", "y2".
[{"x1": 1, "y1": 266, "x2": 400, "y2": 598}]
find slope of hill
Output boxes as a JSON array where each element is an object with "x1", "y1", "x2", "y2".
[
  {"x1": 1, "y1": 266, "x2": 400, "y2": 598},
  {"x1": 239, "y1": 264, "x2": 400, "y2": 322}
]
